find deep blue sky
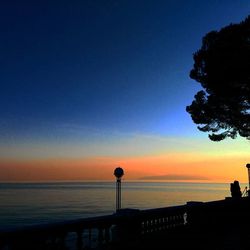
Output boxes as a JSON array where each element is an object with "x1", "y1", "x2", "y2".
[{"x1": 1, "y1": 0, "x2": 250, "y2": 146}]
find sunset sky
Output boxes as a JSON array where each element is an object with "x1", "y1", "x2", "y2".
[{"x1": 1, "y1": 1, "x2": 250, "y2": 182}]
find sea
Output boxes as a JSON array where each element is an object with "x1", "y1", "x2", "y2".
[{"x1": 0, "y1": 181, "x2": 245, "y2": 231}]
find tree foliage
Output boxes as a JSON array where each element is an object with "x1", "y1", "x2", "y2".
[{"x1": 186, "y1": 16, "x2": 250, "y2": 141}]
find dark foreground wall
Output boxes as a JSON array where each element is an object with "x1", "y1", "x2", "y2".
[{"x1": 1, "y1": 197, "x2": 250, "y2": 250}]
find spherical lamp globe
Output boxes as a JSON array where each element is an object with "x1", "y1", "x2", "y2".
[{"x1": 114, "y1": 167, "x2": 124, "y2": 179}]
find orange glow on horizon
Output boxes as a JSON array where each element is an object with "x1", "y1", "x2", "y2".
[{"x1": 0, "y1": 152, "x2": 249, "y2": 183}]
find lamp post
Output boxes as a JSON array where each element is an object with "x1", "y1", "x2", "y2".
[{"x1": 114, "y1": 167, "x2": 124, "y2": 211}]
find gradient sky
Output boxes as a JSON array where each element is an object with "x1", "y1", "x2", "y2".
[{"x1": 1, "y1": 1, "x2": 250, "y2": 182}]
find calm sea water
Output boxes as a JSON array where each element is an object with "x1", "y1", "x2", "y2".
[{"x1": 0, "y1": 181, "x2": 242, "y2": 230}]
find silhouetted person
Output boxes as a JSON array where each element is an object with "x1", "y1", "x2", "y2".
[{"x1": 230, "y1": 180, "x2": 242, "y2": 198}]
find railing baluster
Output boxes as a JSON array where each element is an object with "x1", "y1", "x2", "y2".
[
  {"x1": 104, "y1": 227, "x2": 110, "y2": 243},
  {"x1": 98, "y1": 228, "x2": 103, "y2": 245},
  {"x1": 59, "y1": 232, "x2": 67, "y2": 249},
  {"x1": 77, "y1": 230, "x2": 83, "y2": 250},
  {"x1": 88, "y1": 228, "x2": 92, "y2": 248}
]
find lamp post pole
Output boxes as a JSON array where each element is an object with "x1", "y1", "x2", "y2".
[{"x1": 114, "y1": 167, "x2": 124, "y2": 211}]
